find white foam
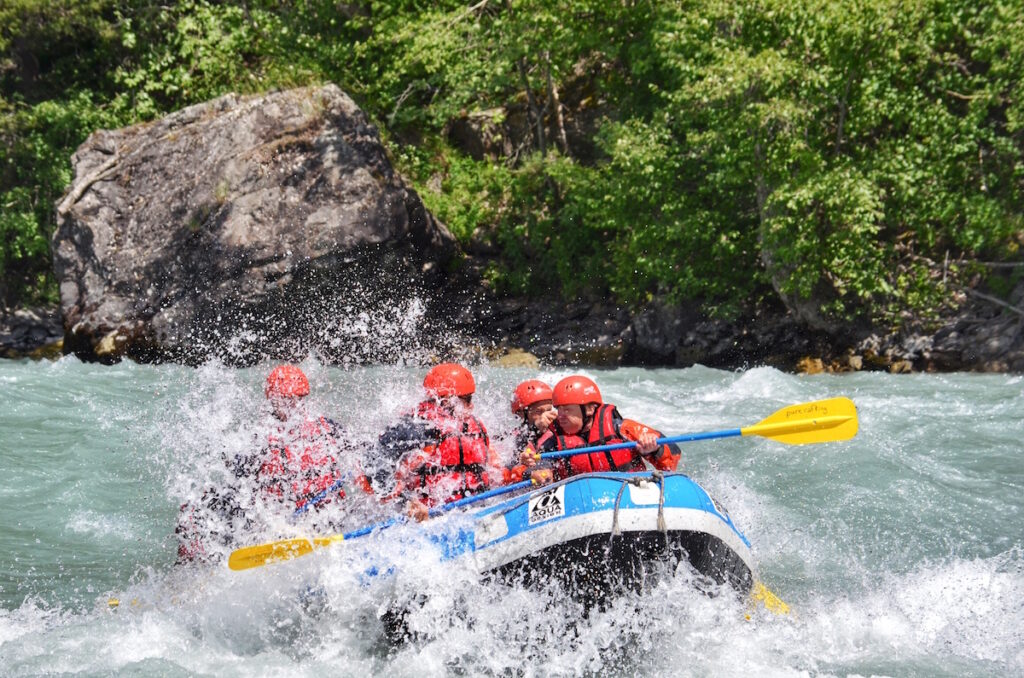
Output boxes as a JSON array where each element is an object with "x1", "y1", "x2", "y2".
[{"x1": 66, "y1": 510, "x2": 134, "y2": 539}]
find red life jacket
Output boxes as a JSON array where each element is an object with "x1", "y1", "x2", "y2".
[
  {"x1": 538, "y1": 404, "x2": 646, "y2": 478},
  {"x1": 260, "y1": 416, "x2": 344, "y2": 510},
  {"x1": 407, "y1": 400, "x2": 493, "y2": 505}
]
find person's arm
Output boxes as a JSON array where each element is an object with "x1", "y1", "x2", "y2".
[
  {"x1": 524, "y1": 433, "x2": 558, "y2": 485},
  {"x1": 503, "y1": 433, "x2": 534, "y2": 484},
  {"x1": 392, "y1": 448, "x2": 432, "y2": 520},
  {"x1": 620, "y1": 419, "x2": 681, "y2": 470},
  {"x1": 490, "y1": 437, "x2": 534, "y2": 485}
]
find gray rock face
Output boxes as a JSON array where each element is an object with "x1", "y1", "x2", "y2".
[
  {"x1": 0, "y1": 306, "x2": 63, "y2": 358},
  {"x1": 53, "y1": 85, "x2": 456, "y2": 365}
]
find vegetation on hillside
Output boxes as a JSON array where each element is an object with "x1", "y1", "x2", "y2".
[{"x1": 2, "y1": 0, "x2": 1021, "y2": 329}]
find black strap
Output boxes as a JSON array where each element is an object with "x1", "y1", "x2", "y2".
[
  {"x1": 416, "y1": 462, "x2": 486, "y2": 477},
  {"x1": 603, "y1": 450, "x2": 619, "y2": 471}
]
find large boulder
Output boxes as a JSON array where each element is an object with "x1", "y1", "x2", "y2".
[{"x1": 53, "y1": 85, "x2": 457, "y2": 365}]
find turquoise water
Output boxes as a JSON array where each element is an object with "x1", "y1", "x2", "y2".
[{"x1": 0, "y1": 358, "x2": 1021, "y2": 676}]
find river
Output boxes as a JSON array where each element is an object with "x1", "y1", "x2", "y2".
[{"x1": 0, "y1": 358, "x2": 1020, "y2": 676}]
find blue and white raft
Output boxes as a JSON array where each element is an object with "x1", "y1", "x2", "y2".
[{"x1": 424, "y1": 472, "x2": 757, "y2": 606}]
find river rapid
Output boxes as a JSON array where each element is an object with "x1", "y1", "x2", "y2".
[{"x1": 0, "y1": 358, "x2": 1021, "y2": 677}]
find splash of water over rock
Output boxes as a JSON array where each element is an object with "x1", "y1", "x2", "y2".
[{"x1": 53, "y1": 85, "x2": 457, "y2": 366}]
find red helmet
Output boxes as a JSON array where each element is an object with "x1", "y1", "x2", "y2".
[
  {"x1": 552, "y1": 375, "x2": 602, "y2": 407},
  {"x1": 265, "y1": 365, "x2": 310, "y2": 398},
  {"x1": 423, "y1": 363, "x2": 475, "y2": 397},
  {"x1": 511, "y1": 379, "x2": 553, "y2": 414}
]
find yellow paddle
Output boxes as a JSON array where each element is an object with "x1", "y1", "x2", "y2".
[
  {"x1": 228, "y1": 534, "x2": 348, "y2": 571},
  {"x1": 739, "y1": 396, "x2": 858, "y2": 445},
  {"x1": 538, "y1": 397, "x2": 859, "y2": 462},
  {"x1": 749, "y1": 580, "x2": 792, "y2": 616},
  {"x1": 228, "y1": 480, "x2": 534, "y2": 571}
]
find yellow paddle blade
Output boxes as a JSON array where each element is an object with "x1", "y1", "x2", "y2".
[
  {"x1": 740, "y1": 397, "x2": 858, "y2": 445},
  {"x1": 227, "y1": 534, "x2": 345, "y2": 571},
  {"x1": 749, "y1": 580, "x2": 791, "y2": 616}
]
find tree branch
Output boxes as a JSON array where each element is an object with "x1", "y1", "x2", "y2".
[
  {"x1": 56, "y1": 154, "x2": 120, "y2": 217},
  {"x1": 388, "y1": 81, "x2": 420, "y2": 127},
  {"x1": 955, "y1": 285, "x2": 1024, "y2": 318},
  {"x1": 543, "y1": 50, "x2": 569, "y2": 155},
  {"x1": 446, "y1": 0, "x2": 490, "y2": 26},
  {"x1": 517, "y1": 57, "x2": 546, "y2": 156}
]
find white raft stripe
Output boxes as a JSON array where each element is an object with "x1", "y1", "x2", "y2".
[{"x1": 472, "y1": 507, "x2": 757, "y2": 577}]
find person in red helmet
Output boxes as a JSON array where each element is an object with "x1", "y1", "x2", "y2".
[
  {"x1": 377, "y1": 363, "x2": 505, "y2": 521},
  {"x1": 527, "y1": 375, "x2": 681, "y2": 484},
  {"x1": 175, "y1": 365, "x2": 370, "y2": 564},
  {"x1": 264, "y1": 364, "x2": 310, "y2": 418},
  {"x1": 253, "y1": 365, "x2": 370, "y2": 514},
  {"x1": 500, "y1": 379, "x2": 557, "y2": 480},
  {"x1": 511, "y1": 379, "x2": 557, "y2": 446}
]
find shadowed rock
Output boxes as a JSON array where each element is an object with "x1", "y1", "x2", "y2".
[{"x1": 53, "y1": 85, "x2": 456, "y2": 365}]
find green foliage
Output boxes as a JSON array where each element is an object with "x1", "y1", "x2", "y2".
[
  {"x1": 0, "y1": 90, "x2": 115, "y2": 304},
  {"x1": 395, "y1": 141, "x2": 513, "y2": 243},
  {"x1": 109, "y1": 1, "x2": 347, "y2": 119},
  {"x1": 1, "y1": 0, "x2": 1022, "y2": 328}
]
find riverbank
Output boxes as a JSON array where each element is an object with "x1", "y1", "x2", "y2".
[
  {"x1": 5, "y1": 272, "x2": 1022, "y2": 373},
  {"x1": 469, "y1": 276, "x2": 1024, "y2": 374}
]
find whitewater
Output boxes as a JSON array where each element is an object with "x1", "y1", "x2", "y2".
[{"x1": 1, "y1": 357, "x2": 1021, "y2": 676}]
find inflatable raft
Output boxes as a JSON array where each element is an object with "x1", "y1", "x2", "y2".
[
  {"x1": 424, "y1": 472, "x2": 756, "y2": 605},
  {"x1": 229, "y1": 396, "x2": 858, "y2": 610}
]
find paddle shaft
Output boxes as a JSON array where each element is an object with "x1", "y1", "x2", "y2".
[
  {"x1": 306, "y1": 478, "x2": 532, "y2": 539},
  {"x1": 297, "y1": 474, "x2": 533, "y2": 519},
  {"x1": 537, "y1": 405, "x2": 856, "y2": 460},
  {"x1": 538, "y1": 430, "x2": 738, "y2": 460},
  {"x1": 429, "y1": 480, "x2": 532, "y2": 517}
]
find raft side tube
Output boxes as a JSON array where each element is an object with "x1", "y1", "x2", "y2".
[{"x1": 441, "y1": 473, "x2": 758, "y2": 598}]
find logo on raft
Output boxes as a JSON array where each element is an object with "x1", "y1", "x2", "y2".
[{"x1": 528, "y1": 485, "x2": 566, "y2": 525}]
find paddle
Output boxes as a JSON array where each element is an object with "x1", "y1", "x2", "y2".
[
  {"x1": 750, "y1": 580, "x2": 791, "y2": 616},
  {"x1": 529, "y1": 396, "x2": 855, "y2": 617},
  {"x1": 228, "y1": 480, "x2": 533, "y2": 571},
  {"x1": 536, "y1": 397, "x2": 858, "y2": 461}
]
